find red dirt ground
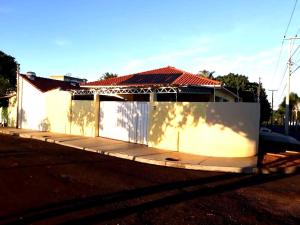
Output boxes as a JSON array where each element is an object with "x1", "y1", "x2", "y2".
[{"x1": 0, "y1": 134, "x2": 299, "y2": 225}]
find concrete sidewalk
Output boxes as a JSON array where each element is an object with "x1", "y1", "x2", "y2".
[{"x1": 0, "y1": 128, "x2": 257, "y2": 173}]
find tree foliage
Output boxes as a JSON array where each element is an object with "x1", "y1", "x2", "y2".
[
  {"x1": 215, "y1": 73, "x2": 249, "y2": 93},
  {"x1": 215, "y1": 73, "x2": 271, "y2": 123},
  {"x1": 276, "y1": 92, "x2": 300, "y2": 123},
  {"x1": 198, "y1": 70, "x2": 215, "y2": 79},
  {"x1": 0, "y1": 50, "x2": 17, "y2": 96},
  {"x1": 99, "y1": 72, "x2": 118, "y2": 80},
  {"x1": 0, "y1": 77, "x2": 10, "y2": 96}
]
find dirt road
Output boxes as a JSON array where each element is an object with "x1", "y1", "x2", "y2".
[{"x1": 0, "y1": 134, "x2": 299, "y2": 225}]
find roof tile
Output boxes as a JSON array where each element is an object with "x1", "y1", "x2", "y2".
[
  {"x1": 21, "y1": 74, "x2": 79, "y2": 92},
  {"x1": 82, "y1": 66, "x2": 220, "y2": 87}
]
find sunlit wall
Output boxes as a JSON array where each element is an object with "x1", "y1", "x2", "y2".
[{"x1": 148, "y1": 102, "x2": 260, "y2": 157}]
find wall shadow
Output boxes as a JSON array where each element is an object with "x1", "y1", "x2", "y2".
[
  {"x1": 38, "y1": 118, "x2": 51, "y2": 132},
  {"x1": 1, "y1": 171, "x2": 298, "y2": 225},
  {"x1": 19, "y1": 109, "x2": 27, "y2": 127},
  {"x1": 68, "y1": 100, "x2": 95, "y2": 136},
  {"x1": 149, "y1": 102, "x2": 203, "y2": 146},
  {"x1": 257, "y1": 152, "x2": 300, "y2": 174},
  {"x1": 263, "y1": 153, "x2": 300, "y2": 168}
]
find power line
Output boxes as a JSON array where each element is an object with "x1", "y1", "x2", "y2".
[
  {"x1": 294, "y1": 45, "x2": 300, "y2": 62},
  {"x1": 291, "y1": 46, "x2": 300, "y2": 74},
  {"x1": 277, "y1": 64, "x2": 288, "y2": 90},
  {"x1": 297, "y1": 46, "x2": 300, "y2": 57},
  {"x1": 273, "y1": 42, "x2": 285, "y2": 79},
  {"x1": 283, "y1": 37, "x2": 300, "y2": 134},
  {"x1": 291, "y1": 45, "x2": 300, "y2": 59},
  {"x1": 296, "y1": 27, "x2": 300, "y2": 36},
  {"x1": 277, "y1": 45, "x2": 300, "y2": 89},
  {"x1": 273, "y1": 1, "x2": 299, "y2": 132},
  {"x1": 283, "y1": 0, "x2": 298, "y2": 38},
  {"x1": 273, "y1": 0, "x2": 298, "y2": 81},
  {"x1": 276, "y1": 42, "x2": 300, "y2": 104},
  {"x1": 291, "y1": 37, "x2": 296, "y2": 53},
  {"x1": 292, "y1": 65, "x2": 300, "y2": 74},
  {"x1": 279, "y1": 83, "x2": 287, "y2": 103}
]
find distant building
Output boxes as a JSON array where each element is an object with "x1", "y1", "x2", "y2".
[{"x1": 50, "y1": 75, "x2": 87, "y2": 84}]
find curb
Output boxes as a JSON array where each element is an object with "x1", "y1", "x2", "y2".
[{"x1": 0, "y1": 129, "x2": 258, "y2": 174}]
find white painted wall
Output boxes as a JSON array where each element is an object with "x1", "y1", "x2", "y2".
[{"x1": 19, "y1": 76, "x2": 47, "y2": 131}]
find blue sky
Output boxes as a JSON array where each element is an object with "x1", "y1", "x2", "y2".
[{"x1": 1, "y1": 0, "x2": 300, "y2": 107}]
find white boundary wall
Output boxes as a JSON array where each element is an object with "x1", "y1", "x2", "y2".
[{"x1": 18, "y1": 76, "x2": 46, "y2": 131}]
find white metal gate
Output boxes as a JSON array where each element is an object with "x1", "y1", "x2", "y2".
[{"x1": 99, "y1": 101, "x2": 149, "y2": 145}]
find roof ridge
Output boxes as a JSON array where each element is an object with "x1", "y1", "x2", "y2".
[
  {"x1": 184, "y1": 72, "x2": 220, "y2": 84},
  {"x1": 21, "y1": 74, "x2": 70, "y2": 83},
  {"x1": 170, "y1": 67, "x2": 194, "y2": 75},
  {"x1": 20, "y1": 74, "x2": 78, "y2": 92},
  {"x1": 134, "y1": 65, "x2": 181, "y2": 75},
  {"x1": 82, "y1": 74, "x2": 134, "y2": 86}
]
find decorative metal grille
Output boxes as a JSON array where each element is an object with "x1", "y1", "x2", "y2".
[{"x1": 70, "y1": 86, "x2": 178, "y2": 95}]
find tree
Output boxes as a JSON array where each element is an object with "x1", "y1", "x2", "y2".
[
  {"x1": 258, "y1": 85, "x2": 272, "y2": 123},
  {"x1": 198, "y1": 70, "x2": 215, "y2": 79},
  {"x1": 277, "y1": 92, "x2": 300, "y2": 125},
  {"x1": 0, "y1": 77, "x2": 10, "y2": 96},
  {"x1": 0, "y1": 50, "x2": 17, "y2": 95},
  {"x1": 215, "y1": 73, "x2": 249, "y2": 97},
  {"x1": 99, "y1": 72, "x2": 118, "y2": 80},
  {"x1": 215, "y1": 73, "x2": 271, "y2": 123}
]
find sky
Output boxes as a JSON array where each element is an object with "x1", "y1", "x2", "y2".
[{"x1": 1, "y1": 0, "x2": 300, "y2": 108}]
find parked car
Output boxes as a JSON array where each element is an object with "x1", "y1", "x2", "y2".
[{"x1": 259, "y1": 127, "x2": 300, "y2": 152}]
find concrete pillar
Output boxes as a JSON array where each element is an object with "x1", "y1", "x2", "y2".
[
  {"x1": 147, "y1": 92, "x2": 157, "y2": 147},
  {"x1": 16, "y1": 65, "x2": 20, "y2": 128},
  {"x1": 18, "y1": 75, "x2": 23, "y2": 128},
  {"x1": 94, "y1": 94, "x2": 100, "y2": 137},
  {"x1": 68, "y1": 93, "x2": 73, "y2": 134},
  {"x1": 149, "y1": 92, "x2": 157, "y2": 102}
]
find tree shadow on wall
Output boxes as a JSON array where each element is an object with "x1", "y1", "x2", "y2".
[
  {"x1": 68, "y1": 100, "x2": 95, "y2": 136},
  {"x1": 117, "y1": 102, "x2": 135, "y2": 142},
  {"x1": 114, "y1": 102, "x2": 148, "y2": 144},
  {"x1": 38, "y1": 118, "x2": 51, "y2": 132},
  {"x1": 149, "y1": 102, "x2": 259, "y2": 151},
  {"x1": 18, "y1": 108, "x2": 27, "y2": 128},
  {"x1": 98, "y1": 101, "x2": 149, "y2": 144}
]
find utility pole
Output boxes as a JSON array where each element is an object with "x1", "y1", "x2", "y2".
[
  {"x1": 283, "y1": 36, "x2": 300, "y2": 135},
  {"x1": 268, "y1": 89, "x2": 278, "y2": 126},
  {"x1": 257, "y1": 77, "x2": 261, "y2": 103},
  {"x1": 16, "y1": 63, "x2": 20, "y2": 129}
]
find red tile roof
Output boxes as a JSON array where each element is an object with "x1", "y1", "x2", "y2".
[
  {"x1": 82, "y1": 66, "x2": 220, "y2": 87},
  {"x1": 21, "y1": 74, "x2": 80, "y2": 92}
]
